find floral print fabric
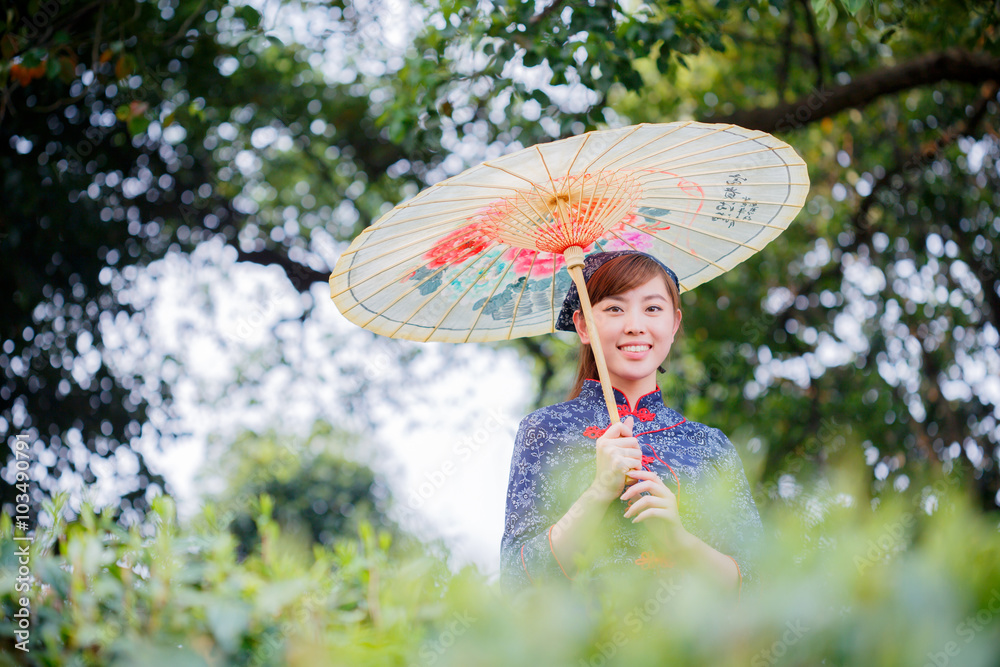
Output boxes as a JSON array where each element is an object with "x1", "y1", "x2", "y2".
[{"x1": 501, "y1": 380, "x2": 764, "y2": 595}]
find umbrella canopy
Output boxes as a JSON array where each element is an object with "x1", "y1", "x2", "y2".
[{"x1": 330, "y1": 121, "x2": 809, "y2": 420}]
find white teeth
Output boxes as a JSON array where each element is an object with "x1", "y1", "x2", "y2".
[{"x1": 620, "y1": 345, "x2": 650, "y2": 353}]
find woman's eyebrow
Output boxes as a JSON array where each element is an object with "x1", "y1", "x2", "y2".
[{"x1": 603, "y1": 293, "x2": 668, "y2": 302}]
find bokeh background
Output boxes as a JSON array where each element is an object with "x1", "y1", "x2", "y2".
[{"x1": 2, "y1": 0, "x2": 999, "y2": 665}]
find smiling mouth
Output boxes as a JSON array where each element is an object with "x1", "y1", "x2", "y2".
[{"x1": 618, "y1": 344, "x2": 652, "y2": 353}]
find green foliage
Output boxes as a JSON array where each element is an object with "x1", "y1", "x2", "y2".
[
  {"x1": 2, "y1": 0, "x2": 998, "y2": 556},
  {"x1": 3, "y1": 461, "x2": 1000, "y2": 665},
  {"x1": 0, "y1": 492, "x2": 452, "y2": 666},
  {"x1": 202, "y1": 423, "x2": 402, "y2": 556}
]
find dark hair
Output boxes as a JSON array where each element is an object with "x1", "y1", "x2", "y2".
[{"x1": 567, "y1": 254, "x2": 682, "y2": 400}]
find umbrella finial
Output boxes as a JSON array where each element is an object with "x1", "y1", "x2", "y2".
[{"x1": 563, "y1": 244, "x2": 585, "y2": 270}]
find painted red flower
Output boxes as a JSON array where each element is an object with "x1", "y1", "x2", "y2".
[{"x1": 424, "y1": 224, "x2": 491, "y2": 269}]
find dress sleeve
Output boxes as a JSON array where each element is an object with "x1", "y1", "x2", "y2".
[
  {"x1": 697, "y1": 428, "x2": 765, "y2": 596},
  {"x1": 500, "y1": 416, "x2": 577, "y2": 594}
]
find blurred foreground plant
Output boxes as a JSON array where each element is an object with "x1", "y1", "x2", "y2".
[{"x1": 2, "y1": 459, "x2": 999, "y2": 666}]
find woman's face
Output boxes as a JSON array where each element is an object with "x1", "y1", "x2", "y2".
[{"x1": 573, "y1": 276, "x2": 682, "y2": 389}]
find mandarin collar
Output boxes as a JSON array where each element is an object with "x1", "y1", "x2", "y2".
[{"x1": 576, "y1": 379, "x2": 683, "y2": 425}]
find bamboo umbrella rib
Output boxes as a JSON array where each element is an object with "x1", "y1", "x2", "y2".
[
  {"x1": 621, "y1": 216, "x2": 767, "y2": 253},
  {"x1": 636, "y1": 146, "x2": 803, "y2": 177},
  {"x1": 572, "y1": 170, "x2": 598, "y2": 242},
  {"x1": 386, "y1": 194, "x2": 573, "y2": 243},
  {"x1": 569, "y1": 167, "x2": 585, "y2": 242},
  {"x1": 598, "y1": 229, "x2": 646, "y2": 256},
  {"x1": 433, "y1": 180, "x2": 565, "y2": 192},
  {"x1": 585, "y1": 122, "x2": 694, "y2": 174},
  {"x1": 502, "y1": 197, "x2": 560, "y2": 248},
  {"x1": 617, "y1": 130, "x2": 772, "y2": 173},
  {"x1": 562, "y1": 132, "x2": 592, "y2": 185},
  {"x1": 472, "y1": 197, "x2": 545, "y2": 245},
  {"x1": 338, "y1": 212, "x2": 493, "y2": 255},
  {"x1": 580, "y1": 132, "x2": 668, "y2": 182},
  {"x1": 581, "y1": 174, "x2": 612, "y2": 242},
  {"x1": 633, "y1": 162, "x2": 807, "y2": 184},
  {"x1": 549, "y1": 250, "x2": 560, "y2": 332},
  {"x1": 495, "y1": 194, "x2": 565, "y2": 244},
  {"x1": 392, "y1": 194, "x2": 523, "y2": 208},
  {"x1": 533, "y1": 146, "x2": 574, "y2": 250},
  {"x1": 605, "y1": 124, "x2": 733, "y2": 172},
  {"x1": 565, "y1": 157, "x2": 587, "y2": 243},
  {"x1": 644, "y1": 229, "x2": 732, "y2": 273},
  {"x1": 365, "y1": 239, "x2": 506, "y2": 330},
  {"x1": 637, "y1": 201, "x2": 790, "y2": 231},
  {"x1": 482, "y1": 161, "x2": 551, "y2": 188},
  {"x1": 418, "y1": 248, "x2": 510, "y2": 342},
  {"x1": 638, "y1": 177, "x2": 810, "y2": 188},
  {"x1": 507, "y1": 196, "x2": 565, "y2": 250},
  {"x1": 577, "y1": 123, "x2": 651, "y2": 176},
  {"x1": 496, "y1": 159, "x2": 572, "y2": 248},
  {"x1": 588, "y1": 168, "x2": 636, "y2": 237},
  {"x1": 349, "y1": 202, "x2": 493, "y2": 236},
  {"x1": 461, "y1": 247, "x2": 524, "y2": 343},
  {"x1": 640, "y1": 193, "x2": 810, "y2": 208},
  {"x1": 331, "y1": 237, "x2": 463, "y2": 298},
  {"x1": 505, "y1": 250, "x2": 539, "y2": 339},
  {"x1": 333, "y1": 202, "x2": 539, "y2": 282},
  {"x1": 357, "y1": 157, "x2": 803, "y2": 242}
]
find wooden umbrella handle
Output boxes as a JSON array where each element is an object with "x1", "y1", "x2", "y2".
[{"x1": 563, "y1": 246, "x2": 618, "y2": 425}]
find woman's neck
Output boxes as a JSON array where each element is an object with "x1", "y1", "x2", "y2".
[{"x1": 607, "y1": 375, "x2": 657, "y2": 409}]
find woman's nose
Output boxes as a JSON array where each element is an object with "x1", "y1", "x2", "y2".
[{"x1": 623, "y1": 309, "x2": 645, "y2": 333}]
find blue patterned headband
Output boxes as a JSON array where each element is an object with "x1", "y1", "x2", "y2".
[{"x1": 555, "y1": 250, "x2": 679, "y2": 332}]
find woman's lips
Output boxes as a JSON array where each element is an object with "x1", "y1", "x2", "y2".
[{"x1": 618, "y1": 344, "x2": 652, "y2": 358}]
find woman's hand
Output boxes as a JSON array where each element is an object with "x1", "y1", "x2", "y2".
[
  {"x1": 620, "y1": 468, "x2": 686, "y2": 548},
  {"x1": 590, "y1": 416, "x2": 642, "y2": 503}
]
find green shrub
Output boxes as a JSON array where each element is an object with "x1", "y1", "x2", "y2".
[{"x1": 3, "y1": 462, "x2": 1000, "y2": 666}]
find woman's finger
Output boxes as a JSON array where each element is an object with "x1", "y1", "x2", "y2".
[
  {"x1": 619, "y1": 479, "x2": 658, "y2": 499},
  {"x1": 625, "y1": 469, "x2": 665, "y2": 482},
  {"x1": 622, "y1": 495, "x2": 665, "y2": 518},
  {"x1": 625, "y1": 470, "x2": 673, "y2": 492},
  {"x1": 629, "y1": 507, "x2": 673, "y2": 524}
]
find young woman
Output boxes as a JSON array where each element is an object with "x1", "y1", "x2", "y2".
[{"x1": 500, "y1": 250, "x2": 763, "y2": 597}]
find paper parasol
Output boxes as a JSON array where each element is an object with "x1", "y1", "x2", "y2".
[{"x1": 330, "y1": 121, "x2": 809, "y2": 422}]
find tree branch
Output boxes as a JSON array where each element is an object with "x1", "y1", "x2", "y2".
[
  {"x1": 853, "y1": 81, "x2": 997, "y2": 237},
  {"x1": 776, "y1": 4, "x2": 795, "y2": 98},
  {"x1": 798, "y1": 0, "x2": 824, "y2": 89},
  {"x1": 235, "y1": 248, "x2": 330, "y2": 292},
  {"x1": 708, "y1": 49, "x2": 1000, "y2": 133},
  {"x1": 530, "y1": 0, "x2": 565, "y2": 25}
]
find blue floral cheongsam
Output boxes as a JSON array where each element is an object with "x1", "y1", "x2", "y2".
[{"x1": 501, "y1": 379, "x2": 764, "y2": 596}]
